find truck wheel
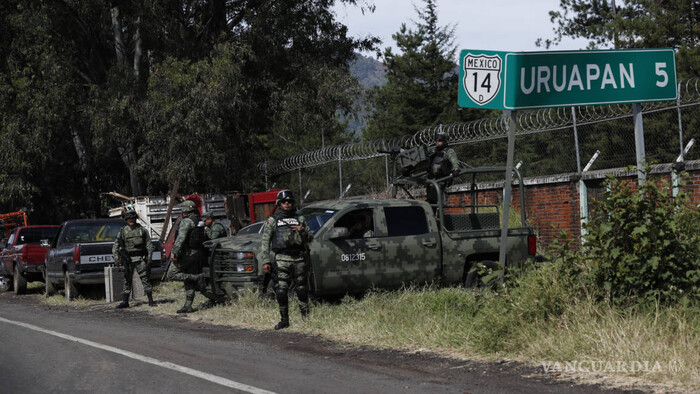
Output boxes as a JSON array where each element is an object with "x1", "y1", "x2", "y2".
[
  {"x1": 13, "y1": 265, "x2": 27, "y2": 295},
  {"x1": 464, "y1": 260, "x2": 499, "y2": 289},
  {"x1": 45, "y1": 269, "x2": 57, "y2": 297},
  {"x1": 0, "y1": 274, "x2": 12, "y2": 292},
  {"x1": 64, "y1": 271, "x2": 79, "y2": 301}
]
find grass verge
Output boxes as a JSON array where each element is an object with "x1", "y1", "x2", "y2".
[{"x1": 40, "y1": 265, "x2": 699, "y2": 392}]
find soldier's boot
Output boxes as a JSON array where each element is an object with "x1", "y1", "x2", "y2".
[
  {"x1": 146, "y1": 291, "x2": 156, "y2": 307},
  {"x1": 300, "y1": 305, "x2": 310, "y2": 320},
  {"x1": 274, "y1": 287, "x2": 290, "y2": 330},
  {"x1": 274, "y1": 310, "x2": 290, "y2": 330},
  {"x1": 116, "y1": 293, "x2": 130, "y2": 309},
  {"x1": 196, "y1": 273, "x2": 207, "y2": 292},
  {"x1": 296, "y1": 285, "x2": 310, "y2": 320},
  {"x1": 177, "y1": 295, "x2": 195, "y2": 314}
]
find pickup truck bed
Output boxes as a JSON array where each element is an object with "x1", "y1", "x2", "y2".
[
  {"x1": 0, "y1": 225, "x2": 59, "y2": 294},
  {"x1": 45, "y1": 219, "x2": 166, "y2": 301}
]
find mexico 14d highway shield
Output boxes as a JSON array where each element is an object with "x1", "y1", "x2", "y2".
[{"x1": 458, "y1": 48, "x2": 677, "y2": 110}]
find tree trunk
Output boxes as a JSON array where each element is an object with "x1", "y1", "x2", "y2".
[
  {"x1": 117, "y1": 142, "x2": 144, "y2": 196},
  {"x1": 111, "y1": 3, "x2": 145, "y2": 196},
  {"x1": 110, "y1": 4, "x2": 126, "y2": 66}
]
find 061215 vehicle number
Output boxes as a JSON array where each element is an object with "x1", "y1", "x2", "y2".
[{"x1": 341, "y1": 253, "x2": 366, "y2": 262}]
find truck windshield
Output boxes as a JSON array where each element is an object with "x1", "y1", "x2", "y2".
[
  {"x1": 17, "y1": 227, "x2": 59, "y2": 245},
  {"x1": 297, "y1": 208, "x2": 337, "y2": 234},
  {"x1": 63, "y1": 221, "x2": 124, "y2": 243}
]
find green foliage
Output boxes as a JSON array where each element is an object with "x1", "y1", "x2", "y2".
[
  {"x1": 582, "y1": 172, "x2": 700, "y2": 306},
  {"x1": 548, "y1": 170, "x2": 700, "y2": 307},
  {"x1": 540, "y1": 0, "x2": 700, "y2": 77},
  {"x1": 0, "y1": 1, "x2": 377, "y2": 221}
]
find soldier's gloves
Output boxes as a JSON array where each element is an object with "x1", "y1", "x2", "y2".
[
  {"x1": 263, "y1": 263, "x2": 271, "y2": 274},
  {"x1": 451, "y1": 168, "x2": 460, "y2": 177}
]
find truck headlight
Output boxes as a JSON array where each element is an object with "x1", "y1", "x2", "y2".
[
  {"x1": 236, "y1": 264, "x2": 254, "y2": 272},
  {"x1": 234, "y1": 252, "x2": 254, "y2": 260}
]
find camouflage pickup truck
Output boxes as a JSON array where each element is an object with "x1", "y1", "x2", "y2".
[{"x1": 201, "y1": 166, "x2": 537, "y2": 302}]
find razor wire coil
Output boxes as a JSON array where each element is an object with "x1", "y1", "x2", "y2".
[{"x1": 262, "y1": 78, "x2": 700, "y2": 176}]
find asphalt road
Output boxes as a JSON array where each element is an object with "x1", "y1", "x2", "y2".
[{"x1": 0, "y1": 293, "x2": 633, "y2": 394}]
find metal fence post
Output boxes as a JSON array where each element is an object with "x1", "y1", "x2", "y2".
[
  {"x1": 338, "y1": 148, "x2": 343, "y2": 199},
  {"x1": 385, "y1": 155, "x2": 389, "y2": 190},
  {"x1": 572, "y1": 107, "x2": 582, "y2": 173},
  {"x1": 633, "y1": 103, "x2": 646, "y2": 186},
  {"x1": 677, "y1": 83, "x2": 684, "y2": 157}
]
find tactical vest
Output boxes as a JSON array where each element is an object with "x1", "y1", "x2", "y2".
[
  {"x1": 429, "y1": 149, "x2": 452, "y2": 177},
  {"x1": 187, "y1": 220, "x2": 206, "y2": 248},
  {"x1": 123, "y1": 226, "x2": 147, "y2": 255},
  {"x1": 270, "y1": 214, "x2": 304, "y2": 253}
]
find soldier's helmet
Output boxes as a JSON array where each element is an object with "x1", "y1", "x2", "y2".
[
  {"x1": 276, "y1": 190, "x2": 295, "y2": 205},
  {"x1": 124, "y1": 210, "x2": 138, "y2": 220},
  {"x1": 180, "y1": 200, "x2": 197, "y2": 213},
  {"x1": 201, "y1": 211, "x2": 214, "y2": 220},
  {"x1": 434, "y1": 131, "x2": 448, "y2": 142}
]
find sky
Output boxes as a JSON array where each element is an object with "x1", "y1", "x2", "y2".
[{"x1": 334, "y1": 0, "x2": 590, "y2": 58}]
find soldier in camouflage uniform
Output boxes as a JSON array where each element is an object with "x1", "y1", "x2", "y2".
[
  {"x1": 202, "y1": 211, "x2": 227, "y2": 240},
  {"x1": 261, "y1": 190, "x2": 314, "y2": 330},
  {"x1": 426, "y1": 131, "x2": 461, "y2": 205},
  {"x1": 112, "y1": 210, "x2": 156, "y2": 308},
  {"x1": 167, "y1": 200, "x2": 207, "y2": 314}
]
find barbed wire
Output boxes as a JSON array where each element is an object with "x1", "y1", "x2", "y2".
[{"x1": 262, "y1": 78, "x2": 700, "y2": 176}]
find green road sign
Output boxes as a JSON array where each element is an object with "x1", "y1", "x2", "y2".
[{"x1": 459, "y1": 48, "x2": 677, "y2": 110}]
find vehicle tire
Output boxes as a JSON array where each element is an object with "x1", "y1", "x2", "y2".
[
  {"x1": 44, "y1": 268, "x2": 57, "y2": 297},
  {"x1": 464, "y1": 260, "x2": 499, "y2": 289},
  {"x1": 64, "y1": 271, "x2": 79, "y2": 301},
  {"x1": 0, "y1": 274, "x2": 12, "y2": 292},
  {"x1": 13, "y1": 264, "x2": 27, "y2": 295}
]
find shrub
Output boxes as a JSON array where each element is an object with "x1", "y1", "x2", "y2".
[{"x1": 582, "y1": 172, "x2": 700, "y2": 306}]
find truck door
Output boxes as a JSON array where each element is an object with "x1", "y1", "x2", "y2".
[
  {"x1": 378, "y1": 205, "x2": 440, "y2": 288},
  {"x1": 315, "y1": 208, "x2": 380, "y2": 294}
]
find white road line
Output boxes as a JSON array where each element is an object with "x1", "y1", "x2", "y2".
[{"x1": 0, "y1": 316, "x2": 276, "y2": 394}]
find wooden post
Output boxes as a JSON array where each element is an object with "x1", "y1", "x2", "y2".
[{"x1": 160, "y1": 181, "x2": 179, "y2": 242}]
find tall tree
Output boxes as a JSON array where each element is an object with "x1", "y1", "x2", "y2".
[
  {"x1": 539, "y1": 0, "x2": 700, "y2": 77},
  {"x1": 0, "y1": 0, "x2": 377, "y2": 222},
  {"x1": 363, "y1": 0, "x2": 481, "y2": 141}
]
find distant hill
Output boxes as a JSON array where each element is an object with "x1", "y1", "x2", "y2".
[
  {"x1": 344, "y1": 53, "x2": 387, "y2": 138},
  {"x1": 350, "y1": 52, "x2": 387, "y2": 89}
]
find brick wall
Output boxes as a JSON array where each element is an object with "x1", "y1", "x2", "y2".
[{"x1": 446, "y1": 160, "x2": 700, "y2": 252}]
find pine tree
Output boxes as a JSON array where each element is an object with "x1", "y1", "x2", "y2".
[
  {"x1": 540, "y1": 0, "x2": 700, "y2": 77},
  {"x1": 364, "y1": 0, "x2": 482, "y2": 141}
]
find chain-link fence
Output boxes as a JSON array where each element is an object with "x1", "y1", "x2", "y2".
[{"x1": 264, "y1": 78, "x2": 700, "y2": 201}]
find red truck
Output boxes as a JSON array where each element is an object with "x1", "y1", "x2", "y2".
[
  {"x1": 0, "y1": 225, "x2": 60, "y2": 294},
  {"x1": 161, "y1": 190, "x2": 283, "y2": 259}
]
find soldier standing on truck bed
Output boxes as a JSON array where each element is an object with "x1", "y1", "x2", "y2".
[
  {"x1": 202, "y1": 212, "x2": 227, "y2": 240},
  {"x1": 426, "y1": 131, "x2": 461, "y2": 205},
  {"x1": 167, "y1": 200, "x2": 207, "y2": 314},
  {"x1": 261, "y1": 190, "x2": 314, "y2": 330},
  {"x1": 113, "y1": 210, "x2": 156, "y2": 308}
]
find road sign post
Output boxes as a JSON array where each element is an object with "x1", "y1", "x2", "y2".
[{"x1": 458, "y1": 48, "x2": 678, "y2": 266}]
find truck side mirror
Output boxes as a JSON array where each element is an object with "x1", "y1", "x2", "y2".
[
  {"x1": 40, "y1": 239, "x2": 50, "y2": 248},
  {"x1": 328, "y1": 227, "x2": 349, "y2": 239}
]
